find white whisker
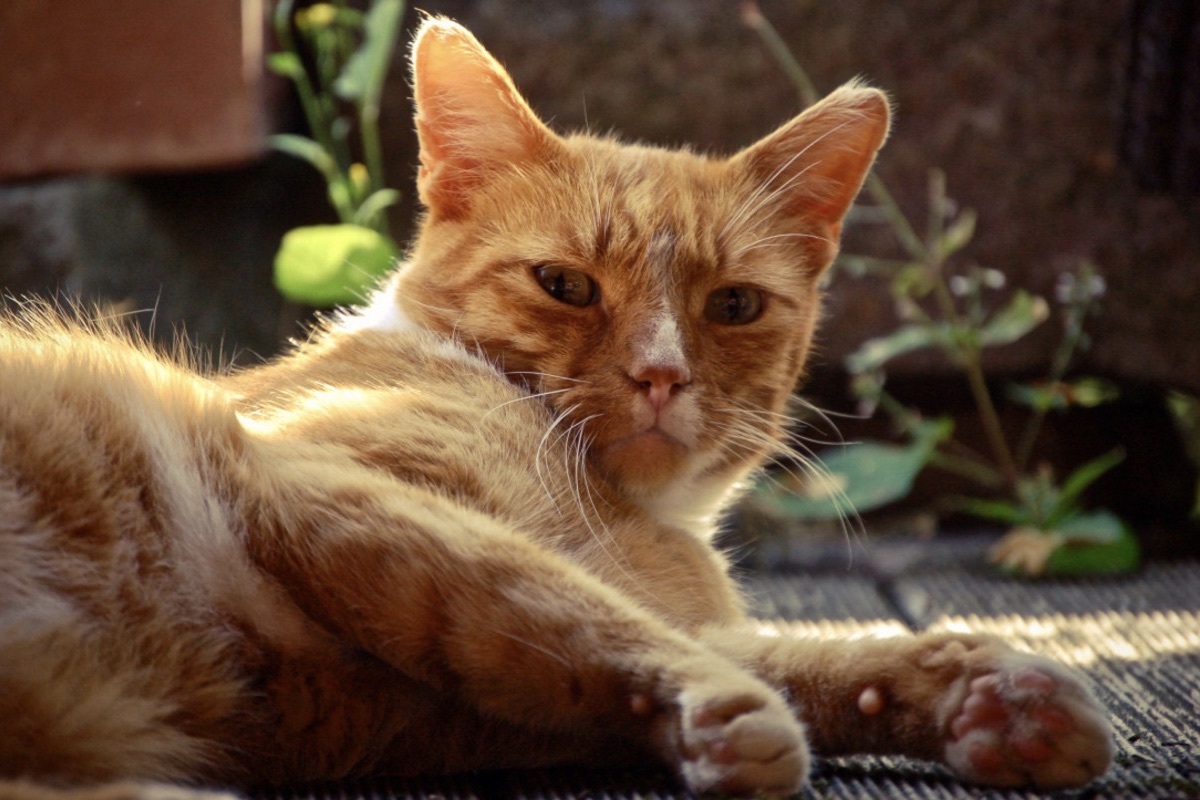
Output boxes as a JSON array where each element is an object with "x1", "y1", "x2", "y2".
[
  {"x1": 494, "y1": 629, "x2": 570, "y2": 669},
  {"x1": 706, "y1": 401, "x2": 865, "y2": 548},
  {"x1": 506, "y1": 371, "x2": 589, "y2": 385},
  {"x1": 730, "y1": 231, "x2": 834, "y2": 259},
  {"x1": 481, "y1": 387, "x2": 572, "y2": 421},
  {"x1": 535, "y1": 403, "x2": 581, "y2": 511}
]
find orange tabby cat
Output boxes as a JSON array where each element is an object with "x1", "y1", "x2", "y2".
[{"x1": 0, "y1": 18, "x2": 1112, "y2": 800}]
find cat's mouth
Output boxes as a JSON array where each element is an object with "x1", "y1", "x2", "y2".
[{"x1": 596, "y1": 427, "x2": 689, "y2": 487}]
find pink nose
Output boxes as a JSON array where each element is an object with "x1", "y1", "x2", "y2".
[{"x1": 631, "y1": 365, "x2": 690, "y2": 412}]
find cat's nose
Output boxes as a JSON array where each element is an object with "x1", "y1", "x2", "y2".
[{"x1": 630, "y1": 364, "x2": 690, "y2": 412}]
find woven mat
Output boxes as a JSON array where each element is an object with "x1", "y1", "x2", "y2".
[{"x1": 259, "y1": 554, "x2": 1200, "y2": 800}]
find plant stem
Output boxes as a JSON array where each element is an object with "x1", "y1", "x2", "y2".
[
  {"x1": 746, "y1": 1, "x2": 1022, "y2": 493},
  {"x1": 1015, "y1": 277, "x2": 1090, "y2": 471},
  {"x1": 963, "y1": 350, "x2": 1020, "y2": 489},
  {"x1": 927, "y1": 451, "x2": 1005, "y2": 488},
  {"x1": 274, "y1": 0, "x2": 336, "y2": 163},
  {"x1": 743, "y1": 3, "x2": 929, "y2": 264},
  {"x1": 359, "y1": 102, "x2": 389, "y2": 236},
  {"x1": 864, "y1": 175, "x2": 927, "y2": 262},
  {"x1": 741, "y1": 3, "x2": 820, "y2": 107},
  {"x1": 921, "y1": 172, "x2": 1021, "y2": 492}
]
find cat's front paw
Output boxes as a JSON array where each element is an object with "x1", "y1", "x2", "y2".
[
  {"x1": 939, "y1": 648, "x2": 1113, "y2": 789},
  {"x1": 654, "y1": 668, "x2": 809, "y2": 797}
]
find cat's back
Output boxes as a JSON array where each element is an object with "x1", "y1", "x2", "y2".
[
  {"x1": 0, "y1": 306, "x2": 279, "y2": 782},
  {"x1": 0, "y1": 304, "x2": 295, "y2": 621},
  {"x1": 0, "y1": 305, "x2": 240, "y2": 555}
]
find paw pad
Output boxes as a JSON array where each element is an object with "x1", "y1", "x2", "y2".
[{"x1": 944, "y1": 655, "x2": 1113, "y2": 789}]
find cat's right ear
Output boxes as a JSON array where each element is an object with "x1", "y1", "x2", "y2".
[
  {"x1": 730, "y1": 82, "x2": 890, "y2": 254},
  {"x1": 411, "y1": 18, "x2": 559, "y2": 220}
]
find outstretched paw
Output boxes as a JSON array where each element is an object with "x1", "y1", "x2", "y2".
[
  {"x1": 942, "y1": 651, "x2": 1113, "y2": 788},
  {"x1": 657, "y1": 670, "x2": 809, "y2": 797}
]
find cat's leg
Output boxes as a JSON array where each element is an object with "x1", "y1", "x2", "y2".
[
  {"x1": 700, "y1": 627, "x2": 1113, "y2": 789},
  {"x1": 243, "y1": 467, "x2": 807, "y2": 796}
]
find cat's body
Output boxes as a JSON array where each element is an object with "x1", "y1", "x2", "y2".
[{"x1": 1, "y1": 19, "x2": 1112, "y2": 799}]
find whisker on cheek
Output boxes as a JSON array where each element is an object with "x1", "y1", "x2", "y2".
[{"x1": 707, "y1": 402, "x2": 865, "y2": 544}]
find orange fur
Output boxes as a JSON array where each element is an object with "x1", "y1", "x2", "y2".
[{"x1": 0, "y1": 18, "x2": 1110, "y2": 800}]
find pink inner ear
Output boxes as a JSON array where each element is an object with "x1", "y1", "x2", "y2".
[
  {"x1": 411, "y1": 20, "x2": 559, "y2": 219},
  {"x1": 735, "y1": 85, "x2": 890, "y2": 232}
]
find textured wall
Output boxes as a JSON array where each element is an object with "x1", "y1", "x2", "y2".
[{"x1": 1, "y1": 0, "x2": 1197, "y2": 391}]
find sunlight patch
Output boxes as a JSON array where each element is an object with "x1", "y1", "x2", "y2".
[{"x1": 926, "y1": 610, "x2": 1200, "y2": 667}]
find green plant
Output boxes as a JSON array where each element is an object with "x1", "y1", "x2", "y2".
[
  {"x1": 743, "y1": 3, "x2": 1138, "y2": 577},
  {"x1": 268, "y1": 0, "x2": 405, "y2": 306}
]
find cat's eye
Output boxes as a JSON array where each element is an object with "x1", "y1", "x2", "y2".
[
  {"x1": 704, "y1": 286, "x2": 764, "y2": 325},
  {"x1": 533, "y1": 264, "x2": 600, "y2": 307}
]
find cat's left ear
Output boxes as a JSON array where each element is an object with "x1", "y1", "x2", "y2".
[
  {"x1": 731, "y1": 82, "x2": 890, "y2": 246},
  {"x1": 411, "y1": 18, "x2": 560, "y2": 219}
]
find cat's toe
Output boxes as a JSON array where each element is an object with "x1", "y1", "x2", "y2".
[
  {"x1": 942, "y1": 652, "x2": 1113, "y2": 789},
  {"x1": 668, "y1": 678, "x2": 809, "y2": 797}
]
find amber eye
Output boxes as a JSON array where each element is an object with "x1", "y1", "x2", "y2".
[
  {"x1": 533, "y1": 264, "x2": 600, "y2": 307},
  {"x1": 705, "y1": 286, "x2": 764, "y2": 325}
]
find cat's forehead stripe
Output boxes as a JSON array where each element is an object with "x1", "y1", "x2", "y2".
[
  {"x1": 647, "y1": 230, "x2": 679, "y2": 284},
  {"x1": 593, "y1": 210, "x2": 613, "y2": 258}
]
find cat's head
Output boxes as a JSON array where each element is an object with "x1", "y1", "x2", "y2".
[{"x1": 391, "y1": 18, "x2": 889, "y2": 526}]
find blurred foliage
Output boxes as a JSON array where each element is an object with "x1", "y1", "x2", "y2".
[
  {"x1": 268, "y1": 0, "x2": 404, "y2": 306},
  {"x1": 744, "y1": 3, "x2": 1138, "y2": 577}
]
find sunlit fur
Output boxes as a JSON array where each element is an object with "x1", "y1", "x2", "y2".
[{"x1": 0, "y1": 18, "x2": 1112, "y2": 800}]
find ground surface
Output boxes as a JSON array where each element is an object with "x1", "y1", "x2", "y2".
[{"x1": 253, "y1": 534, "x2": 1200, "y2": 800}]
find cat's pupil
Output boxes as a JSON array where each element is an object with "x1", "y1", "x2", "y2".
[
  {"x1": 534, "y1": 264, "x2": 599, "y2": 307},
  {"x1": 705, "y1": 286, "x2": 764, "y2": 325}
]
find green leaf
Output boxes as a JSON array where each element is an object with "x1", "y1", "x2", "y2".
[
  {"x1": 948, "y1": 496, "x2": 1031, "y2": 525},
  {"x1": 269, "y1": 134, "x2": 337, "y2": 178},
  {"x1": 845, "y1": 323, "x2": 950, "y2": 374},
  {"x1": 334, "y1": 0, "x2": 404, "y2": 105},
  {"x1": 936, "y1": 208, "x2": 977, "y2": 260},
  {"x1": 835, "y1": 253, "x2": 908, "y2": 278},
  {"x1": 1008, "y1": 378, "x2": 1119, "y2": 413},
  {"x1": 1007, "y1": 381, "x2": 1067, "y2": 413},
  {"x1": 267, "y1": 51, "x2": 305, "y2": 80},
  {"x1": 978, "y1": 290, "x2": 1049, "y2": 347},
  {"x1": 352, "y1": 188, "x2": 401, "y2": 228},
  {"x1": 890, "y1": 263, "x2": 936, "y2": 300},
  {"x1": 759, "y1": 422, "x2": 949, "y2": 520},
  {"x1": 766, "y1": 442, "x2": 928, "y2": 519},
  {"x1": 274, "y1": 224, "x2": 398, "y2": 306},
  {"x1": 1053, "y1": 509, "x2": 1127, "y2": 544},
  {"x1": 1042, "y1": 511, "x2": 1140, "y2": 576},
  {"x1": 910, "y1": 416, "x2": 955, "y2": 449},
  {"x1": 1067, "y1": 377, "x2": 1120, "y2": 407},
  {"x1": 1049, "y1": 448, "x2": 1124, "y2": 527}
]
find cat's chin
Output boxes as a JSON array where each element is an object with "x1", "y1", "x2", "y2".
[{"x1": 597, "y1": 429, "x2": 690, "y2": 489}]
